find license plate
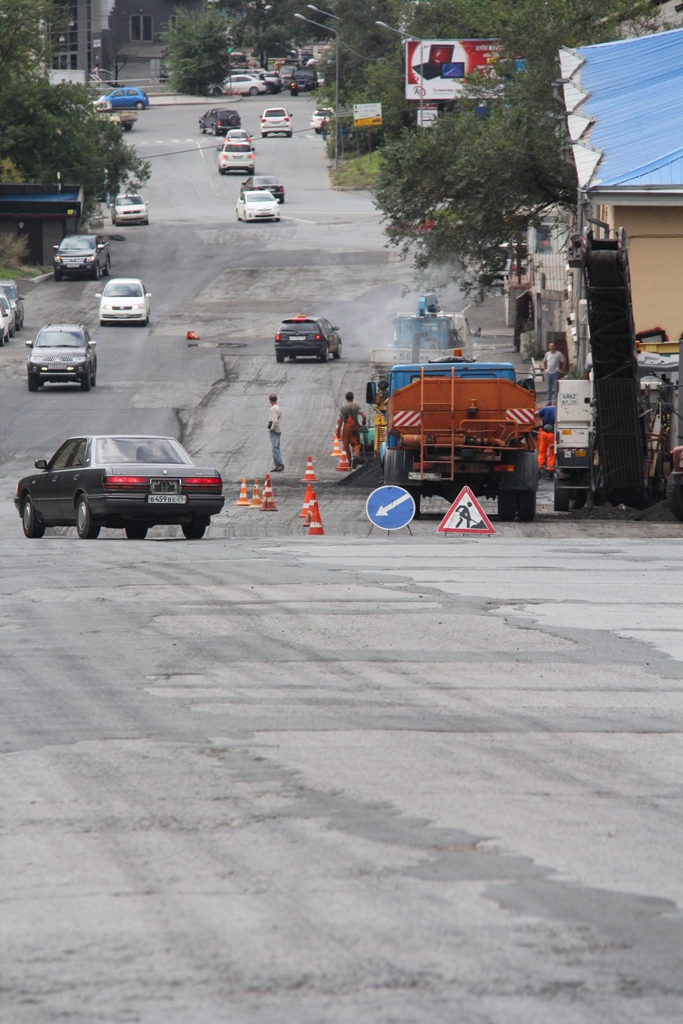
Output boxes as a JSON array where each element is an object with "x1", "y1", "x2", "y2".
[
  {"x1": 289, "y1": 334, "x2": 306, "y2": 341},
  {"x1": 147, "y1": 494, "x2": 187, "y2": 504}
]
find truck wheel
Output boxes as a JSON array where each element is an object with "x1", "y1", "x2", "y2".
[
  {"x1": 497, "y1": 490, "x2": 517, "y2": 521},
  {"x1": 383, "y1": 448, "x2": 414, "y2": 485},
  {"x1": 517, "y1": 490, "x2": 536, "y2": 522},
  {"x1": 572, "y1": 490, "x2": 587, "y2": 510},
  {"x1": 667, "y1": 476, "x2": 683, "y2": 522},
  {"x1": 408, "y1": 489, "x2": 421, "y2": 519},
  {"x1": 554, "y1": 483, "x2": 570, "y2": 512}
]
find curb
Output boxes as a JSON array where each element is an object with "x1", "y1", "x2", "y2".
[
  {"x1": 27, "y1": 272, "x2": 52, "y2": 284},
  {"x1": 147, "y1": 94, "x2": 243, "y2": 107},
  {"x1": 331, "y1": 184, "x2": 372, "y2": 192}
]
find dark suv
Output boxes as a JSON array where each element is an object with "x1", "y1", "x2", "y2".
[
  {"x1": 292, "y1": 69, "x2": 318, "y2": 92},
  {"x1": 275, "y1": 316, "x2": 341, "y2": 363},
  {"x1": 26, "y1": 324, "x2": 97, "y2": 392},
  {"x1": 53, "y1": 235, "x2": 111, "y2": 281},
  {"x1": 199, "y1": 108, "x2": 241, "y2": 134}
]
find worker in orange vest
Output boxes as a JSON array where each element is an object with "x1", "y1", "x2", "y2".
[{"x1": 536, "y1": 404, "x2": 556, "y2": 475}]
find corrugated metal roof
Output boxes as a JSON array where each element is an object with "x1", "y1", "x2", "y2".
[{"x1": 561, "y1": 27, "x2": 683, "y2": 191}]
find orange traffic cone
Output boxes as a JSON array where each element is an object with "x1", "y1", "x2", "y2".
[
  {"x1": 302, "y1": 488, "x2": 316, "y2": 525},
  {"x1": 186, "y1": 330, "x2": 200, "y2": 341},
  {"x1": 299, "y1": 483, "x2": 313, "y2": 518},
  {"x1": 336, "y1": 448, "x2": 351, "y2": 472},
  {"x1": 234, "y1": 477, "x2": 250, "y2": 506},
  {"x1": 260, "y1": 473, "x2": 277, "y2": 511},
  {"x1": 307, "y1": 498, "x2": 324, "y2": 535},
  {"x1": 301, "y1": 456, "x2": 318, "y2": 483},
  {"x1": 330, "y1": 434, "x2": 342, "y2": 457},
  {"x1": 250, "y1": 478, "x2": 261, "y2": 508}
]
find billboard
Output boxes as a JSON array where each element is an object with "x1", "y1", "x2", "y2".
[
  {"x1": 353, "y1": 103, "x2": 382, "y2": 127},
  {"x1": 405, "y1": 39, "x2": 500, "y2": 101}
]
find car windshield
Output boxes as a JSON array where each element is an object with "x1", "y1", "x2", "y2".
[
  {"x1": 0, "y1": 296, "x2": 9, "y2": 311},
  {"x1": 0, "y1": 284, "x2": 17, "y2": 299},
  {"x1": 94, "y1": 437, "x2": 193, "y2": 465},
  {"x1": 103, "y1": 281, "x2": 143, "y2": 297},
  {"x1": 115, "y1": 196, "x2": 143, "y2": 206},
  {"x1": 281, "y1": 320, "x2": 318, "y2": 332},
  {"x1": 60, "y1": 236, "x2": 95, "y2": 251},
  {"x1": 36, "y1": 330, "x2": 84, "y2": 348},
  {"x1": 225, "y1": 144, "x2": 251, "y2": 152},
  {"x1": 266, "y1": 109, "x2": 287, "y2": 117},
  {"x1": 246, "y1": 193, "x2": 273, "y2": 203}
]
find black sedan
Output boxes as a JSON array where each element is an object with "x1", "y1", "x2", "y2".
[
  {"x1": 275, "y1": 316, "x2": 341, "y2": 362},
  {"x1": 241, "y1": 175, "x2": 285, "y2": 203},
  {"x1": 16, "y1": 435, "x2": 225, "y2": 541}
]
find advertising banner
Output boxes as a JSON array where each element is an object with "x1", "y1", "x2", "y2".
[
  {"x1": 353, "y1": 103, "x2": 383, "y2": 127},
  {"x1": 405, "y1": 39, "x2": 500, "y2": 101}
]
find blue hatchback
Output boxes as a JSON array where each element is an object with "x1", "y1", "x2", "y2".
[{"x1": 99, "y1": 87, "x2": 149, "y2": 110}]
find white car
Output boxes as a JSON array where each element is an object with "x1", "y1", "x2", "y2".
[
  {"x1": 218, "y1": 141, "x2": 255, "y2": 175},
  {"x1": 0, "y1": 295, "x2": 13, "y2": 344},
  {"x1": 111, "y1": 193, "x2": 148, "y2": 226},
  {"x1": 310, "y1": 108, "x2": 333, "y2": 133},
  {"x1": 97, "y1": 278, "x2": 151, "y2": 326},
  {"x1": 226, "y1": 128, "x2": 254, "y2": 148},
  {"x1": 223, "y1": 73, "x2": 267, "y2": 96},
  {"x1": 261, "y1": 107, "x2": 292, "y2": 138},
  {"x1": 236, "y1": 191, "x2": 281, "y2": 222}
]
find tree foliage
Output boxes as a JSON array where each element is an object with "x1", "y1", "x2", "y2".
[{"x1": 162, "y1": 7, "x2": 232, "y2": 95}]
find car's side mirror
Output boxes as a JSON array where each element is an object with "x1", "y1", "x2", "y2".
[
  {"x1": 25, "y1": 338, "x2": 33, "y2": 347},
  {"x1": 95, "y1": 292, "x2": 102, "y2": 298},
  {"x1": 53, "y1": 244, "x2": 59, "y2": 249},
  {"x1": 146, "y1": 293, "x2": 152, "y2": 298},
  {"x1": 331, "y1": 326, "x2": 340, "y2": 331},
  {"x1": 89, "y1": 339, "x2": 97, "y2": 346},
  {"x1": 34, "y1": 459, "x2": 48, "y2": 470},
  {"x1": 18, "y1": 295, "x2": 25, "y2": 300},
  {"x1": 366, "y1": 382, "x2": 377, "y2": 405},
  {"x1": 97, "y1": 243, "x2": 105, "y2": 249}
]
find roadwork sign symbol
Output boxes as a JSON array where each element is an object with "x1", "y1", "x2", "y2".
[
  {"x1": 437, "y1": 486, "x2": 494, "y2": 535},
  {"x1": 366, "y1": 485, "x2": 416, "y2": 531}
]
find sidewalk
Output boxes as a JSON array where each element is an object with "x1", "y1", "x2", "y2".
[
  {"x1": 147, "y1": 94, "x2": 242, "y2": 107},
  {"x1": 464, "y1": 293, "x2": 531, "y2": 380}
]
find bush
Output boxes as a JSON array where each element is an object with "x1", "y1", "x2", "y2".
[{"x1": 0, "y1": 232, "x2": 28, "y2": 268}]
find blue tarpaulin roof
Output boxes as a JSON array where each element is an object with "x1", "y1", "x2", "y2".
[{"x1": 560, "y1": 27, "x2": 683, "y2": 193}]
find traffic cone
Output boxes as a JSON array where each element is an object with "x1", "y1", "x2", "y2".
[
  {"x1": 234, "y1": 477, "x2": 250, "y2": 506},
  {"x1": 302, "y1": 488, "x2": 316, "y2": 525},
  {"x1": 260, "y1": 473, "x2": 277, "y2": 511},
  {"x1": 250, "y1": 478, "x2": 261, "y2": 508},
  {"x1": 186, "y1": 330, "x2": 200, "y2": 341},
  {"x1": 307, "y1": 499, "x2": 324, "y2": 535},
  {"x1": 336, "y1": 448, "x2": 351, "y2": 472},
  {"x1": 330, "y1": 434, "x2": 341, "y2": 457},
  {"x1": 301, "y1": 455, "x2": 318, "y2": 483},
  {"x1": 299, "y1": 483, "x2": 313, "y2": 518}
]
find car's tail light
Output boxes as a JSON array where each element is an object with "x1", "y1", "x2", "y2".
[
  {"x1": 182, "y1": 476, "x2": 222, "y2": 492},
  {"x1": 103, "y1": 475, "x2": 148, "y2": 490},
  {"x1": 284, "y1": 117, "x2": 290, "y2": 122},
  {"x1": 315, "y1": 334, "x2": 321, "y2": 340},
  {"x1": 275, "y1": 333, "x2": 281, "y2": 341}
]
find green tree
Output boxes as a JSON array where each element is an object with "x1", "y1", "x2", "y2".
[
  {"x1": 162, "y1": 6, "x2": 232, "y2": 95},
  {"x1": 373, "y1": 0, "x2": 658, "y2": 294}
]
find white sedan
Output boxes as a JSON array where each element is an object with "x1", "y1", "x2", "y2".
[
  {"x1": 110, "y1": 193, "x2": 149, "y2": 225},
  {"x1": 97, "y1": 278, "x2": 151, "y2": 326},
  {"x1": 236, "y1": 191, "x2": 281, "y2": 222},
  {"x1": 310, "y1": 108, "x2": 333, "y2": 132},
  {"x1": 223, "y1": 73, "x2": 267, "y2": 96}
]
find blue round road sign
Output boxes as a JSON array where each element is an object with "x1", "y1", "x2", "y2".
[{"x1": 366, "y1": 485, "x2": 416, "y2": 531}]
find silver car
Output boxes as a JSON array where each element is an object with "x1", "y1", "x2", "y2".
[
  {"x1": 0, "y1": 280, "x2": 25, "y2": 331},
  {"x1": 111, "y1": 193, "x2": 149, "y2": 226}
]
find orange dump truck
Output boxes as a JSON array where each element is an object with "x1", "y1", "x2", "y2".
[{"x1": 367, "y1": 360, "x2": 538, "y2": 521}]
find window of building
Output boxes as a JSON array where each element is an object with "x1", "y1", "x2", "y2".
[{"x1": 130, "y1": 15, "x2": 153, "y2": 42}]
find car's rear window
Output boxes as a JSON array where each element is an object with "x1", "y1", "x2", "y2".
[
  {"x1": 225, "y1": 144, "x2": 251, "y2": 152},
  {"x1": 280, "y1": 320, "x2": 318, "y2": 332},
  {"x1": 94, "y1": 437, "x2": 192, "y2": 465},
  {"x1": 265, "y1": 109, "x2": 287, "y2": 117},
  {"x1": 254, "y1": 177, "x2": 280, "y2": 185},
  {"x1": 36, "y1": 330, "x2": 84, "y2": 348},
  {"x1": 217, "y1": 110, "x2": 236, "y2": 118}
]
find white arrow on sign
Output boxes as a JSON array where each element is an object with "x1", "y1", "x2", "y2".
[{"x1": 376, "y1": 492, "x2": 414, "y2": 516}]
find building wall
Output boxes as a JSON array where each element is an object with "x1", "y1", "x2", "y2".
[
  {"x1": 105, "y1": 0, "x2": 204, "y2": 81},
  {"x1": 608, "y1": 205, "x2": 683, "y2": 340}
]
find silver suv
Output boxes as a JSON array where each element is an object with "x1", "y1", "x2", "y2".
[
  {"x1": 0, "y1": 280, "x2": 25, "y2": 331},
  {"x1": 26, "y1": 324, "x2": 97, "y2": 392}
]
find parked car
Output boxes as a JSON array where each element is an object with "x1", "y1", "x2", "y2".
[
  {"x1": 96, "y1": 87, "x2": 149, "y2": 110},
  {"x1": 0, "y1": 280, "x2": 25, "y2": 331},
  {"x1": 218, "y1": 141, "x2": 255, "y2": 175},
  {"x1": 274, "y1": 316, "x2": 341, "y2": 362},
  {"x1": 292, "y1": 69, "x2": 318, "y2": 92},
  {"x1": 0, "y1": 294, "x2": 15, "y2": 337},
  {"x1": 110, "y1": 193, "x2": 149, "y2": 225},
  {"x1": 97, "y1": 278, "x2": 151, "y2": 326},
  {"x1": 198, "y1": 108, "x2": 241, "y2": 134},
  {"x1": 15, "y1": 435, "x2": 225, "y2": 541},
  {"x1": 240, "y1": 175, "x2": 285, "y2": 203},
  {"x1": 25, "y1": 324, "x2": 97, "y2": 391},
  {"x1": 0, "y1": 294, "x2": 13, "y2": 345},
  {"x1": 311, "y1": 108, "x2": 333, "y2": 133},
  {"x1": 236, "y1": 191, "x2": 281, "y2": 222},
  {"x1": 255, "y1": 71, "x2": 283, "y2": 93},
  {"x1": 260, "y1": 107, "x2": 292, "y2": 137},
  {"x1": 53, "y1": 235, "x2": 110, "y2": 281},
  {"x1": 223, "y1": 73, "x2": 267, "y2": 96}
]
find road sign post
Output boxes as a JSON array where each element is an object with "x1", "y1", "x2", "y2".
[{"x1": 366, "y1": 485, "x2": 416, "y2": 534}]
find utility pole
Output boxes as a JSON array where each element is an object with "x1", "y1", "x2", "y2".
[
  {"x1": 376, "y1": 21, "x2": 425, "y2": 128},
  {"x1": 294, "y1": 9, "x2": 340, "y2": 169}
]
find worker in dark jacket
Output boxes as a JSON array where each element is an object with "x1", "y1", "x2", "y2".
[{"x1": 336, "y1": 391, "x2": 367, "y2": 467}]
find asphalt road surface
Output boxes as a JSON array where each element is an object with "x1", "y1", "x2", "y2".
[{"x1": 1, "y1": 100, "x2": 683, "y2": 1023}]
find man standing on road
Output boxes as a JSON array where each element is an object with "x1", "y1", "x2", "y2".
[
  {"x1": 268, "y1": 393, "x2": 284, "y2": 473},
  {"x1": 543, "y1": 342, "x2": 566, "y2": 405},
  {"x1": 336, "y1": 391, "x2": 367, "y2": 468}
]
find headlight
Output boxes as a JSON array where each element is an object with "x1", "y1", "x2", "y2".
[
  {"x1": 86, "y1": 256, "x2": 96, "y2": 262},
  {"x1": 131, "y1": 304, "x2": 142, "y2": 310},
  {"x1": 54, "y1": 256, "x2": 62, "y2": 262},
  {"x1": 104, "y1": 304, "x2": 114, "y2": 310}
]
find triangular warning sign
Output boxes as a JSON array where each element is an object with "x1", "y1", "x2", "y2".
[{"x1": 437, "y1": 486, "x2": 495, "y2": 535}]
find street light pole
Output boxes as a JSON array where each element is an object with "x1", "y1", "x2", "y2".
[
  {"x1": 294, "y1": 12, "x2": 339, "y2": 169},
  {"x1": 376, "y1": 21, "x2": 425, "y2": 128}
]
